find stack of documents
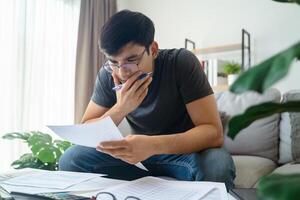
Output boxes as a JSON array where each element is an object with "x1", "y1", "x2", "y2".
[
  {"x1": 0, "y1": 169, "x2": 229, "y2": 199},
  {"x1": 47, "y1": 116, "x2": 147, "y2": 171},
  {"x1": 3, "y1": 170, "x2": 100, "y2": 189},
  {"x1": 0, "y1": 169, "x2": 127, "y2": 194},
  {"x1": 80, "y1": 176, "x2": 229, "y2": 200}
]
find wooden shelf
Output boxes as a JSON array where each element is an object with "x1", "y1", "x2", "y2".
[{"x1": 192, "y1": 43, "x2": 248, "y2": 55}]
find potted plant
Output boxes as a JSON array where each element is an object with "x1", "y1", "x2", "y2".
[
  {"x1": 227, "y1": 0, "x2": 300, "y2": 199},
  {"x1": 2, "y1": 131, "x2": 72, "y2": 171},
  {"x1": 223, "y1": 62, "x2": 242, "y2": 85}
]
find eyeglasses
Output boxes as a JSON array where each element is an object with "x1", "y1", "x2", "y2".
[
  {"x1": 103, "y1": 49, "x2": 146, "y2": 74},
  {"x1": 92, "y1": 191, "x2": 141, "y2": 200}
]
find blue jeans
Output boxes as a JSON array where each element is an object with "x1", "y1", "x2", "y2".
[{"x1": 59, "y1": 145, "x2": 236, "y2": 190}]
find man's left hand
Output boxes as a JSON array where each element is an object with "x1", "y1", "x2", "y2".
[{"x1": 96, "y1": 135, "x2": 155, "y2": 164}]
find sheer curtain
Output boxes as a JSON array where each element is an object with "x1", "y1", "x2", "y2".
[{"x1": 0, "y1": 0, "x2": 80, "y2": 172}]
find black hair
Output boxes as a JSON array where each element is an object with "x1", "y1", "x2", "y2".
[{"x1": 100, "y1": 10, "x2": 155, "y2": 55}]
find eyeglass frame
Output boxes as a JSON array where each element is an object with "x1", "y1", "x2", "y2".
[
  {"x1": 103, "y1": 48, "x2": 147, "y2": 73},
  {"x1": 92, "y1": 191, "x2": 141, "y2": 200}
]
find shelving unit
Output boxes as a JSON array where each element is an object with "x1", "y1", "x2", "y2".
[{"x1": 185, "y1": 29, "x2": 251, "y2": 71}]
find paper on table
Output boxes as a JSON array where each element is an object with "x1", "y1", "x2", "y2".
[
  {"x1": 81, "y1": 176, "x2": 228, "y2": 200},
  {"x1": 1, "y1": 176, "x2": 127, "y2": 194},
  {"x1": 47, "y1": 116, "x2": 148, "y2": 171},
  {"x1": 2, "y1": 170, "x2": 101, "y2": 190}
]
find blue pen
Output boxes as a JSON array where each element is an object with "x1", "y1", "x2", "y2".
[{"x1": 112, "y1": 72, "x2": 153, "y2": 91}]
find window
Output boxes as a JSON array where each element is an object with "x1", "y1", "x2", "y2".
[{"x1": 0, "y1": 0, "x2": 80, "y2": 171}]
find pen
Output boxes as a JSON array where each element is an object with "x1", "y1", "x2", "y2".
[{"x1": 112, "y1": 72, "x2": 153, "y2": 91}]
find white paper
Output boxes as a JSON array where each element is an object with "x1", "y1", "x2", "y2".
[
  {"x1": 47, "y1": 116, "x2": 148, "y2": 171},
  {"x1": 81, "y1": 176, "x2": 228, "y2": 200},
  {"x1": 2, "y1": 170, "x2": 102, "y2": 190},
  {"x1": 0, "y1": 168, "x2": 34, "y2": 181},
  {"x1": 1, "y1": 176, "x2": 127, "y2": 195}
]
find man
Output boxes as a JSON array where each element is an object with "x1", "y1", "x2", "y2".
[{"x1": 59, "y1": 10, "x2": 235, "y2": 190}]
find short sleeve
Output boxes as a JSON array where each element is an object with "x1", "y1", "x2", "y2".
[
  {"x1": 175, "y1": 49, "x2": 213, "y2": 104},
  {"x1": 91, "y1": 67, "x2": 116, "y2": 108}
]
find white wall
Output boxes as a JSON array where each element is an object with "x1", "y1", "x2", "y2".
[{"x1": 117, "y1": 0, "x2": 300, "y2": 93}]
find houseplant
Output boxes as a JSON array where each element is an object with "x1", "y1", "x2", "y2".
[
  {"x1": 223, "y1": 62, "x2": 241, "y2": 85},
  {"x1": 227, "y1": 0, "x2": 300, "y2": 199},
  {"x1": 2, "y1": 131, "x2": 72, "y2": 171}
]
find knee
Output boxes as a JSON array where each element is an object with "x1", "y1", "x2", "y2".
[
  {"x1": 58, "y1": 145, "x2": 94, "y2": 172},
  {"x1": 200, "y1": 148, "x2": 236, "y2": 190}
]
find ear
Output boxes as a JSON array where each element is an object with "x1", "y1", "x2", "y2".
[{"x1": 150, "y1": 41, "x2": 159, "y2": 59}]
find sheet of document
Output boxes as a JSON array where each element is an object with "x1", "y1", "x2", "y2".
[
  {"x1": 0, "y1": 168, "x2": 34, "y2": 182},
  {"x1": 1, "y1": 176, "x2": 127, "y2": 194},
  {"x1": 80, "y1": 176, "x2": 228, "y2": 200},
  {"x1": 2, "y1": 170, "x2": 102, "y2": 190},
  {"x1": 47, "y1": 116, "x2": 148, "y2": 171}
]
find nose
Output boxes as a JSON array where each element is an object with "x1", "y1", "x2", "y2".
[
  {"x1": 117, "y1": 64, "x2": 139, "y2": 81},
  {"x1": 119, "y1": 66, "x2": 130, "y2": 73}
]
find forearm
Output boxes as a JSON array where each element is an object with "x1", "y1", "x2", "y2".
[
  {"x1": 151, "y1": 124, "x2": 223, "y2": 155},
  {"x1": 84, "y1": 104, "x2": 127, "y2": 126}
]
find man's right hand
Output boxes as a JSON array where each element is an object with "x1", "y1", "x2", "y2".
[{"x1": 112, "y1": 71, "x2": 153, "y2": 115}]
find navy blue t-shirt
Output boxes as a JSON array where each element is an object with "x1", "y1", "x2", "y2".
[{"x1": 91, "y1": 48, "x2": 213, "y2": 135}]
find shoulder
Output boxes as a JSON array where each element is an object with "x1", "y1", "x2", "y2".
[
  {"x1": 94, "y1": 66, "x2": 115, "y2": 91},
  {"x1": 156, "y1": 48, "x2": 199, "y2": 68},
  {"x1": 176, "y1": 48, "x2": 199, "y2": 65},
  {"x1": 97, "y1": 66, "x2": 113, "y2": 83},
  {"x1": 157, "y1": 48, "x2": 194, "y2": 60},
  {"x1": 160, "y1": 48, "x2": 198, "y2": 65}
]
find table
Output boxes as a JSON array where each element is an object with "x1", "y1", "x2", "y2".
[{"x1": 229, "y1": 188, "x2": 258, "y2": 200}]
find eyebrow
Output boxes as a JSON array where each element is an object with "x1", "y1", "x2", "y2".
[{"x1": 108, "y1": 53, "x2": 140, "y2": 63}]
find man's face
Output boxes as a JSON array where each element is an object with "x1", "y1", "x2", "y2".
[{"x1": 105, "y1": 42, "x2": 155, "y2": 82}]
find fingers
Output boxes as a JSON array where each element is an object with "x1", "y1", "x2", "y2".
[
  {"x1": 138, "y1": 88, "x2": 148, "y2": 102},
  {"x1": 98, "y1": 147, "x2": 130, "y2": 157},
  {"x1": 96, "y1": 146, "x2": 135, "y2": 163},
  {"x1": 122, "y1": 71, "x2": 143, "y2": 91},
  {"x1": 135, "y1": 76, "x2": 152, "y2": 97},
  {"x1": 100, "y1": 139, "x2": 128, "y2": 149},
  {"x1": 129, "y1": 74, "x2": 152, "y2": 93}
]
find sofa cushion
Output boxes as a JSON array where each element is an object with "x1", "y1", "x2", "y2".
[
  {"x1": 233, "y1": 155, "x2": 277, "y2": 188},
  {"x1": 279, "y1": 90, "x2": 300, "y2": 164},
  {"x1": 215, "y1": 89, "x2": 281, "y2": 162},
  {"x1": 254, "y1": 163, "x2": 300, "y2": 188},
  {"x1": 271, "y1": 163, "x2": 300, "y2": 174}
]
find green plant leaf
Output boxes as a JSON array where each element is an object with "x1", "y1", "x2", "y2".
[
  {"x1": 230, "y1": 41, "x2": 300, "y2": 94},
  {"x1": 2, "y1": 132, "x2": 32, "y2": 141},
  {"x1": 11, "y1": 153, "x2": 56, "y2": 170},
  {"x1": 30, "y1": 142, "x2": 60, "y2": 163},
  {"x1": 35, "y1": 146, "x2": 58, "y2": 163},
  {"x1": 53, "y1": 140, "x2": 72, "y2": 152},
  {"x1": 227, "y1": 101, "x2": 300, "y2": 139},
  {"x1": 223, "y1": 62, "x2": 241, "y2": 75},
  {"x1": 273, "y1": 0, "x2": 300, "y2": 4},
  {"x1": 26, "y1": 132, "x2": 59, "y2": 163},
  {"x1": 4, "y1": 131, "x2": 65, "y2": 171},
  {"x1": 11, "y1": 153, "x2": 43, "y2": 169},
  {"x1": 27, "y1": 132, "x2": 52, "y2": 147},
  {"x1": 257, "y1": 173, "x2": 300, "y2": 200}
]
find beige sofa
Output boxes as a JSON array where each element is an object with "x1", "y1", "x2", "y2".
[
  {"x1": 118, "y1": 89, "x2": 300, "y2": 188},
  {"x1": 216, "y1": 89, "x2": 300, "y2": 188}
]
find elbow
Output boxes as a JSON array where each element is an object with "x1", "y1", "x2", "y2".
[{"x1": 213, "y1": 126, "x2": 224, "y2": 147}]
